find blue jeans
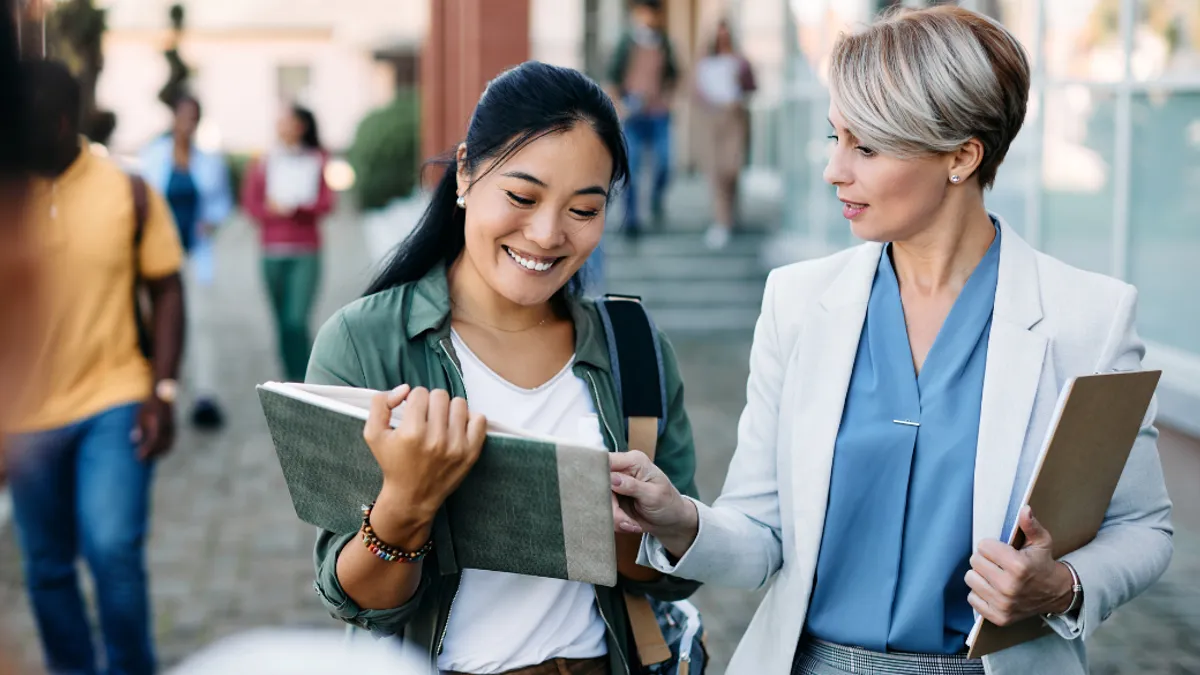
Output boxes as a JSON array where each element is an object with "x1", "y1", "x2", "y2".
[
  {"x1": 6, "y1": 403, "x2": 155, "y2": 675},
  {"x1": 623, "y1": 111, "x2": 672, "y2": 229}
]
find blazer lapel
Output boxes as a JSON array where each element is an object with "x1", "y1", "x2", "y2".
[
  {"x1": 973, "y1": 219, "x2": 1048, "y2": 546},
  {"x1": 790, "y1": 243, "x2": 881, "y2": 567}
]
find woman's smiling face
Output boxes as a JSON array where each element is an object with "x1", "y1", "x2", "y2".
[{"x1": 455, "y1": 123, "x2": 613, "y2": 307}]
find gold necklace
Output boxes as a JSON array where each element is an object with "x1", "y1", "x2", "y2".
[{"x1": 450, "y1": 299, "x2": 554, "y2": 334}]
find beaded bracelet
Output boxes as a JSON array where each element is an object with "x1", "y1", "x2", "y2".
[{"x1": 360, "y1": 502, "x2": 434, "y2": 563}]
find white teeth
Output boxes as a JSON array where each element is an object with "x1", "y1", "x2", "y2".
[{"x1": 506, "y1": 247, "x2": 556, "y2": 272}]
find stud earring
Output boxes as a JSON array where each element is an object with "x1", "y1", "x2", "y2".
[
  {"x1": 950, "y1": 175, "x2": 961, "y2": 183},
  {"x1": 456, "y1": 194, "x2": 466, "y2": 208}
]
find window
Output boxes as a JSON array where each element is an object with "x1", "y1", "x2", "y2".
[{"x1": 277, "y1": 64, "x2": 311, "y2": 103}]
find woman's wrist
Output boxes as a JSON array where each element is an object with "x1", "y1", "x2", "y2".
[
  {"x1": 1047, "y1": 561, "x2": 1081, "y2": 616},
  {"x1": 369, "y1": 485, "x2": 437, "y2": 551},
  {"x1": 656, "y1": 496, "x2": 700, "y2": 560}
]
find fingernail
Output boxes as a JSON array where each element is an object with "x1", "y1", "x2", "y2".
[
  {"x1": 392, "y1": 384, "x2": 409, "y2": 394},
  {"x1": 611, "y1": 475, "x2": 623, "y2": 488}
]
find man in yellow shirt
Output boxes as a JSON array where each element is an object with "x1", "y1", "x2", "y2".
[{"x1": 3, "y1": 61, "x2": 184, "y2": 675}]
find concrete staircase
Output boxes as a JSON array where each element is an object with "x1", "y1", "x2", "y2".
[
  {"x1": 599, "y1": 171, "x2": 779, "y2": 334},
  {"x1": 600, "y1": 228, "x2": 768, "y2": 334}
]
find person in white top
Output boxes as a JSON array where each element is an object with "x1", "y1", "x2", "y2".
[{"x1": 692, "y1": 20, "x2": 756, "y2": 251}]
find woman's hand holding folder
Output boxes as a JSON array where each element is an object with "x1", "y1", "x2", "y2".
[
  {"x1": 366, "y1": 385, "x2": 488, "y2": 529},
  {"x1": 609, "y1": 450, "x2": 701, "y2": 561},
  {"x1": 334, "y1": 385, "x2": 487, "y2": 611},
  {"x1": 965, "y1": 505, "x2": 1077, "y2": 627}
]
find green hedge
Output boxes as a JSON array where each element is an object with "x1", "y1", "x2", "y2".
[
  {"x1": 226, "y1": 152, "x2": 252, "y2": 206},
  {"x1": 347, "y1": 91, "x2": 420, "y2": 211}
]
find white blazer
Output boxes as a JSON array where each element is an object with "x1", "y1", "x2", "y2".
[{"x1": 640, "y1": 217, "x2": 1173, "y2": 675}]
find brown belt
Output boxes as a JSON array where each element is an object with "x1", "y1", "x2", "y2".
[{"x1": 441, "y1": 656, "x2": 609, "y2": 675}]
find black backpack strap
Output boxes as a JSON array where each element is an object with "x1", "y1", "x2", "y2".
[
  {"x1": 129, "y1": 173, "x2": 153, "y2": 358},
  {"x1": 595, "y1": 294, "x2": 667, "y2": 441},
  {"x1": 597, "y1": 294, "x2": 675, "y2": 668},
  {"x1": 130, "y1": 173, "x2": 149, "y2": 247}
]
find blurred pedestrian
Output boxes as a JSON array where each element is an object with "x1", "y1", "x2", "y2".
[
  {"x1": 6, "y1": 60, "x2": 185, "y2": 675},
  {"x1": 607, "y1": 0, "x2": 678, "y2": 238},
  {"x1": 243, "y1": 104, "x2": 335, "y2": 382},
  {"x1": 0, "y1": 3, "x2": 40, "y2": 673},
  {"x1": 167, "y1": 629, "x2": 432, "y2": 675},
  {"x1": 692, "y1": 20, "x2": 755, "y2": 250},
  {"x1": 0, "y1": 0, "x2": 36, "y2": 471},
  {"x1": 140, "y1": 94, "x2": 233, "y2": 429},
  {"x1": 307, "y1": 61, "x2": 700, "y2": 675}
]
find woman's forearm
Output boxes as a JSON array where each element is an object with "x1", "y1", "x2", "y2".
[{"x1": 334, "y1": 489, "x2": 434, "y2": 610}]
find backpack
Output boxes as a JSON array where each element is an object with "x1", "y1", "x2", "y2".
[
  {"x1": 596, "y1": 294, "x2": 707, "y2": 675},
  {"x1": 129, "y1": 173, "x2": 153, "y2": 359}
]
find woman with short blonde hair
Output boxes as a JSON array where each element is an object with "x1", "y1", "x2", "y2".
[{"x1": 609, "y1": 6, "x2": 1173, "y2": 675}]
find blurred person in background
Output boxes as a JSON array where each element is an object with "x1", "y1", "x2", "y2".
[
  {"x1": 0, "y1": 3, "x2": 35, "y2": 671},
  {"x1": 243, "y1": 104, "x2": 335, "y2": 383},
  {"x1": 306, "y1": 61, "x2": 699, "y2": 675},
  {"x1": 692, "y1": 20, "x2": 755, "y2": 251},
  {"x1": 167, "y1": 629, "x2": 432, "y2": 675},
  {"x1": 0, "y1": 0, "x2": 36, "y2": 469},
  {"x1": 6, "y1": 60, "x2": 185, "y2": 675},
  {"x1": 140, "y1": 94, "x2": 233, "y2": 429},
  {"x1": 607, "y1": 0, "x2": 678, "y2": 239}
]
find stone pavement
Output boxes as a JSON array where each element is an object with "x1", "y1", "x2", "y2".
[{"x1": 2, "y1": 209, "x2": 1199, "y2": 673}]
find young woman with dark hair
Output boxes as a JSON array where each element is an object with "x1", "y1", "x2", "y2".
[
  {"x1": 305, "y1": 61, "x2": 700, "y2": 675},
  {"x1": 243, "y1": 104, "x2": 334, "y2": 382}
]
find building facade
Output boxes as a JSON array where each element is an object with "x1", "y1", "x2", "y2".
[{"x1": 97, "y1": 0, "x2": 428, "y2": 155}]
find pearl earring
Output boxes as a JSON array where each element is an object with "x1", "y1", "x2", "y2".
[
  {"x1": 950, "y1": 175, "x2": 961, "y2": 183},
  {"x1": 456, "y1": 194, "x2": 466, "y2": 208}
]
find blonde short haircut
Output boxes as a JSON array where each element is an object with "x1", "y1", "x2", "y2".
[{"x1": 828, "y1": 6, "x2": 1030, "y2": 189}]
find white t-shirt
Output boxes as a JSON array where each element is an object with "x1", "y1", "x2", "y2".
[
  {"x1": 695, "y1": 54, "x2": 745, "y2": 106},
  {"x1": 437, "y1": 330, "x2": 609, "y2": 674}
]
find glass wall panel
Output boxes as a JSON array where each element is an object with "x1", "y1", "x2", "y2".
[
  {"x1": 781, "y1": 0, "x2": 879, "y2": 247},
  {"x1": 985, "y1": 87, "x2": 1039, "y2": 240},
  {"x1": 1045, "y1": 0, "x2": 1126, "y2": 81},
  {"x1": 978, "y1": 0, "x2": 1039, "y2": 49},
  {"x1": 1039, "y1": 86, "x2": 1117, "y2": 274},
  {"x1": 1134, "y1": 0, "x2": 1200, "y2": 80},
  {"x1": 1128, "y1": 91, "x2": 1200, "y2": 353}
]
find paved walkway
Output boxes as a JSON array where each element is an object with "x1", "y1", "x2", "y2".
[{"x1": 2, "y1": 210, "x2": 1198, "y2": 673}]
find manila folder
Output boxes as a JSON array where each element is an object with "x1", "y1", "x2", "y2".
[{"x1": 966, "y1": 369, "x2": 1161, "y2": 659}]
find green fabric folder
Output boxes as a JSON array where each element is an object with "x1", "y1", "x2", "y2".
[{"x1": 256, "y1": 382, "x2": 618, "y2": 587}]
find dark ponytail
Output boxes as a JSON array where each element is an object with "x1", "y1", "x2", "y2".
[
  {"x1": 291, "y1": 104, "x2": 322, "y2": 151},
  {"x1": 365, "y1": 61, "x2": 628, "y2": 297}
]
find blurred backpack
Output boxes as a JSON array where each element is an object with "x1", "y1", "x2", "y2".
[{"x1": 596, "y1": 295, "x2": 708, "y2": 675}]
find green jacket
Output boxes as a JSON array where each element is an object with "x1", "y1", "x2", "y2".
[{"x1": 306, "y1": 265, "x2": 701, "y2": 675}]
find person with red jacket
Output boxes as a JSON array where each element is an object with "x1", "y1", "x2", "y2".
[{"x1": 243, "y1": 105, "x2": 334, "y2": 382}]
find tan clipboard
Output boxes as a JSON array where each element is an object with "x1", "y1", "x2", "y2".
[{"x1": 966, "y1": 369, "x2": 1162, "y2": 659}]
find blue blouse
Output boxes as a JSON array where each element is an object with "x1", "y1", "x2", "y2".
[
  {"x1": 165, "y1": 168, "x2": 199, "y2": 253},
  {"x1": 805, "y1": 224, "x2": 1002, "y2": 655}
]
